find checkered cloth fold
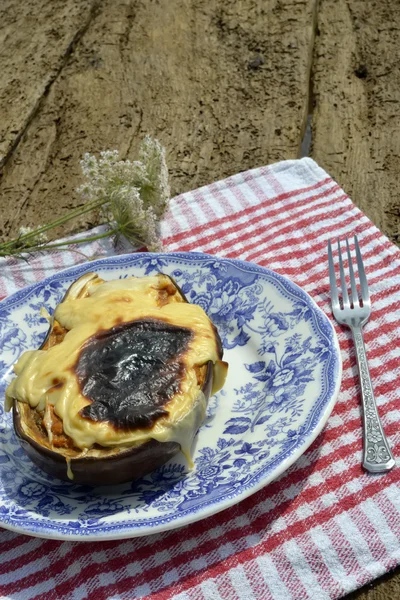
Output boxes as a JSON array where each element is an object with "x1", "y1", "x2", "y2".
[{"x1": 1, "y1": 158, "x2": 399, "y2": 600}]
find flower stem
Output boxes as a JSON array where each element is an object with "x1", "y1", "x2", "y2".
[
  {"x1": 0, "y1": 198, "x2": 108, "y2": 251},
  {"x1": 42, "y1": 228, "x2": 119, "y2": 248},
  {"x1": 0, "y1": 228, "x2": 120, "y2": 257}
]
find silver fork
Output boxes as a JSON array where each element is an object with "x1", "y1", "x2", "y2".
[{"x1": 328, "y1": 235, "x2": 395, "y2": 473}]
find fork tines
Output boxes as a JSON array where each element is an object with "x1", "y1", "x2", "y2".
[{"x1": 328, "y1": 235, "x2": 370, "y2": 313}]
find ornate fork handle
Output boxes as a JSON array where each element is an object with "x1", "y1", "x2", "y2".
[{"x1": 351, "y1": 327, "x2": 395, "y2": 473}]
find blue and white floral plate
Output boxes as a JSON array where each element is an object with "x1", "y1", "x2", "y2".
[{"x1": 0, "y1": 252, "x2": 341, "y2": 540}]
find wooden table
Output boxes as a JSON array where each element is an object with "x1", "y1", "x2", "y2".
[{"x1": 0, "y1": 0, "x2": 399, "y2": 596}]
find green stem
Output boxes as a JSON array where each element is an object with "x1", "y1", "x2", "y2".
[
  {"x1": 29, "y1": 228, "x2": 118, "y2": 252},
  {"x1": 46, "y1": 228, "x2": 119, "y2": 248},
  {"x1": 0, "y1": 247, "x2": 86, "y2": 260},
  {"x1": 0, "y1": 228, "x2": 119, "y2": 259},
  {"x1": 35, "y1": 247, "x2": 91, "y2": 260},
  {"x1": 0, "y1": 198, "x2": 108, "y2": 251},
  {"x1": 118, "y1": 219, "x2": 147, "y2": 247}
]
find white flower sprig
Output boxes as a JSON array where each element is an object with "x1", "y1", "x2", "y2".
[{"x1": 0, "y1": 136, "x2": 169, "y2": 258}]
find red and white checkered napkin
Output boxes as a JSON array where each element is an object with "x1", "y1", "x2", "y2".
[{"x1": 1, "y1": 158, "x2": 399, "y2": 600}]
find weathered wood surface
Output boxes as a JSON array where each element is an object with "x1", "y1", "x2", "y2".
[
  {"x1": 0, "y1": 0, "x2": 96, "y2": 167},
  {"x1": 312, "y1": 0, "x2": 400, "y2": 244},
  {"x1": 0, "y1": 0, "x2": 399, "y2": 597},
  {"x1": 0, "y1": 0, "x2": 317, "y2": 240}
]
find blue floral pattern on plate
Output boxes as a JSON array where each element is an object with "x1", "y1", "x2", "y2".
[{"x1": 0, "y1": 252, "x2": 341, "y2": 540}]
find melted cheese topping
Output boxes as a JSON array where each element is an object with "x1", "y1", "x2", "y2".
[{"x1": 6, "y1": 275, "x2": 222, "y2": 457}]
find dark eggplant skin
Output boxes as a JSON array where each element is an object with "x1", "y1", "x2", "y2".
[
  {"x1": 13, "y1": 362, "x2": 214, "y2": 485},
  {"x1": 13, "y1": 400, "x2": 179, "y2": 485},
  {"x1": 11, "y1": 273, "x2": 224, "y2": 485}
]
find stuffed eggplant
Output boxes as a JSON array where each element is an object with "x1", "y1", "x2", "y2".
[{"x1": 5, "y1": 272, "x2": 228, "y2": 485}]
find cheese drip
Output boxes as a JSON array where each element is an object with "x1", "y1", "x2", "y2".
[{"x1": 5, "y1": 275, "x2": 222, "y2": 455}]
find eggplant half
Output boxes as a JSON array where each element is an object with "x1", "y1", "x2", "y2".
[{"x1": 6, "y1": 273, "x2": 228, "y2": 485}]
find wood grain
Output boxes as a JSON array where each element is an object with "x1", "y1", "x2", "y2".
[
  {"x1": 0, "y1": 0, "x2": 316, "y2": 241},
  {"x1": 0, "y1": 0, "x2": 97, "y2": 167},
  {"x1": 312, "y1": 0, "x2": 400, "y2": 244}
]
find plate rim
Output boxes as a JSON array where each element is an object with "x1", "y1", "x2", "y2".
[{"x1": 0, "y1": 251, "x2": 342, "y2": 541}]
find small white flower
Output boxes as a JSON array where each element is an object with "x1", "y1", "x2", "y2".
[
  {"x1": 138, "y1": 136, "x2": 170, "y2": 217},
  {"x1": 19, "y1": 226, "x2": 34, "y2": 236},
  {"x1": 18, "y1": 226, "x2": 48, "y2": 246},
  {"x1": 111, "y1": 186, "x2": 162, "y2": 252},
  {"x1": 77, "y1": 138, "x2": 169, "y2": 251}
]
